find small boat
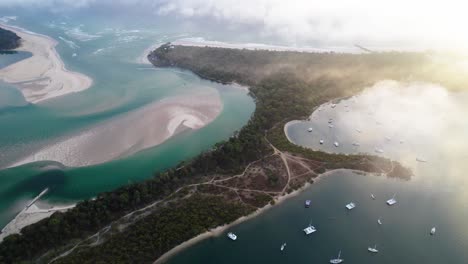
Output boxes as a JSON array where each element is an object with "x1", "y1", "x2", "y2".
[
  {"x1": 305, "y1": 200, "x2": 311, "y2": 208},
  {"x1": 331, "y1": 104, "x2": 337, "y2": 108},
  {"x1": 329, "y1": 250, "x2": 344, "y2": 264},
  {"x1": 368, "y1": 245, "x2": 379, "y2": 253},
  {"x1": 377, "y1": 218, "x2": 382, "y2": 225},
  {"x1": 345, "y1": 202, "x2": 356, "y2": 210},
  {"x1": 227, "y1": 232, "x2": 237, "y2": 241},
  {"x1": 334, "y1": 141, "x2": 339, "y2": 147},
  {"x1": 386, "y1": 194, "x2": 397, "y2": 206},
  {"x1": 328, "y1": 124, "x2": 334, "y2": 128},
  {"x1": 416, "y1": 157, "x2": 428, "y2": 163},
  {"x1": 385, "y1": 136, "x2": 391, "y2": 141},
  {"x1": 303, "y1": 220, "x2": 317, "y2": 235},
  {"x1": 352, "y1": 142, "x2": 360, "y2": 146},
  {"x1": 371, "y1": 194, "x2": 375, "y2": 200},
  {"x1": 400, "y1": 140, "x2": 405, "y2": 144},
  {"x1": 430, "y1": 227, "x2": 436, "y2": 235},
  {"x1": 375, "y1": 148, "x2": 384, "y2": 154},
  {"x1": 280, "y1": 243, "x2": 287, "y2": 251},
  {"x1": 320, "y1": 139, "x2": 324, "y2": 144},
  {"x1": 328, "y1": 118, "x2": 334, "y2": 123},
  {"x1": 308, "y1": 127, "x2": 313, "y2": 132},
  {"x1": 355, "y1": 129, "x2": 362, "y2": 133}
]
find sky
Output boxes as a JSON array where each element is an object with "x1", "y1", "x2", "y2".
[{"x1": 1, "y1": 0, "x2": 467, "y2": 50}]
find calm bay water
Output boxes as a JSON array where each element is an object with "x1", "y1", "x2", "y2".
[
  {"x1": 0, "y1": 12, "x2": 255, "y2": 227},
  {"x1": 168, "y1": 81, "x2": 468, "y2": 263}
]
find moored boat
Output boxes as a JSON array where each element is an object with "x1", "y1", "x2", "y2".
[
  {"x1": 368, "y1": 245, "x2": 379, "y2": 253},
  {"x1": 386, "y1": 194, "x2": 397, "y2": 206},
  {"x1": 227, "y1": 232, "x2": 237, "y2": 241},
  {"x1": 345, "y1": 202, "x2": 356, "y2": 210},
  {"x1": 330, "y1": 250, "x2": 344, "y2": 263}
]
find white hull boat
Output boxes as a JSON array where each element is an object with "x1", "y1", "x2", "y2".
[
  {"x1": 345, "y1": 202, "x2": 356, "y2": 210},
  {"x1": 227, "y1": 232, "x2": 237, "y2": 241},
  {"x1": 330, "y1": 251, "x2": 344, "y2": 263},
  {"x1": 430, "y1": 227, "x2": 436, "y2": 235},
  {"x1": 368, "y1": 245, "x2": 379, "y2": 253}
]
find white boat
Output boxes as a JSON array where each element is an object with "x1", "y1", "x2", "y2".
[
  {"x1": 345, "y1": 202, "x2": 356, "y2": 210},
  {"x1": 368, "y1": 245, "x2": 379, "y2": 253},
  {"x1": 329, "y1": 251, "x2": 344, "y2": 264},
  {"x1": 280, "y1": 243, "x2": 287, "y2": 251},
  {"x1": 227, "y1": 232, "x2": 237, "y2": 241},
  {"x1": 303, "y1": 220, "x2": 317, "y2": 235},
  {"x1": 352, "y1": 142, "x2": 360, "y2": 146},
  {"x1": 355, "y1": 129, "x2": 362, "y2": 133},
  {"x1": 385, "y1": 136, "x2": 391, "y2": 141},
  {"x1": 328, "y1": 118, "x2": 333, "y2": 123},
  {"x1": 331, "y1": 104, "x2": 337, "y2": 108},
  {"x1": 334, "y1": 141, "x2": 339, "y2": 147},
  {"x1": 308, "y1": 127, "x2": 313, "y2": 132},
  {"x1": 386, "y1": 194, "x2": 397, "y2": 206},
  {"x1": 371, "y1": 194, "x2": 375, "y2": 200},
  {"x1": 377, "y1": 218, "x2": 382, "y2": 225},
  {"x1": 375, "y1": 148, "x2": 384, "y2": 154},
  {"x1": 320, "y1": 139, "x2": 324, "y2": 144},
  {"x1": 328, "y1": 124, "x2": 334, "y2": 128},
  {"x1": 430, "y1": 227, "x2": 436, "y2": 235},
  {"x1": 416, "y1": 157, "x2": 428, "y2": 163}
]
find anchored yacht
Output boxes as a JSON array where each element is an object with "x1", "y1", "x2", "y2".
[
  {"x1": 305, "y1": 200, "x2": 311, "y2": 208},
  {"x1": 377, "y1": 218, "x2": 382, "y2": 225},
  {"x1": 280, "y1": 243, "x2": 287, "y2": 251},
  {"x1": 334, "y1": 141, "x2": 339, "y2": 147},
  {"x1": 308, "y1": 127, "x2": 313, "y2": 132},
  {"x1": 368, "y1": 245, "x2": 379, "y2": 253},
  {"x1": 329, "y1": 251, "x2": 344, "y2": 264},
  {"x1": 430, "y1": 227, "x2": 436, "y2": 235},
  {"x1": 303, "y1": 220, "x2": 317, "y2": 235},
  {"x1": 345, "y1": 202, "x2": 356, "y2": 210},
  {"x1": 320, "y1": 139, "x2": 324, "y2": 144},
  {"x1": 386, "y1": 194, "x2": 397, "y2": 206},
  {"x1": 371, "y1": 194, "x2": 375, "y2": 200},
  {"x1": 227, "y1": 232, "x2": 237, "y2": 241}
]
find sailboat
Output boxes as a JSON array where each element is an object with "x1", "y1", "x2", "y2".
[
  {"x1": 303, "y1": 219, "x2": 317, "y2": 235},
  {"x1": 430, "y1": 227, "x2": 436, "y2": 235},
  {"x1": 280, "y1": 242, "x2": 287, "y2": 251},
  {"x1": 329, "y1": 250, "x2": 344, "y2": 263},
  {"x1": 368, "y1": 245, "x2": 379, "y2": 253},
  {"x1": 386, "y1": 194, "x2": 397, "y2": 206}
]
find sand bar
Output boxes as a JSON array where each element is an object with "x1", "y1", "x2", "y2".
[
  {"x1": 0, "y1": 23, "x2": 92, "y2": 103},
  {"x1": 6, "y1": 89, "x2": 223, "y2": 168}
]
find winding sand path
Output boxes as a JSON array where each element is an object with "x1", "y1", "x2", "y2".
[{"x1": 0, "y1": 23, "x2": 92, "y2": 103}]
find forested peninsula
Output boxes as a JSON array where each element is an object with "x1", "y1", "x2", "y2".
[
  {"x1": 0, "y1": 27, "x2": 21, "y2": 50},
  {"x1": 9, "y1": 43, "x2": 466, "y2": 263}
]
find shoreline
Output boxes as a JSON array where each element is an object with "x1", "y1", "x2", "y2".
[
  {"x1": 0, "y1": 23, "x2": 93, "y2": 104},
  {"x1": 0, "y1": 188, "x2": 75, "y2": 242},
  {"x1": 154, "y1": 169, "x2": 344, "y2": 264}
]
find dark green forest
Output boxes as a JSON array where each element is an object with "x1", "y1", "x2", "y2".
[{"x1": 0, "y1": 27, "x2": 20, "y2": 50}]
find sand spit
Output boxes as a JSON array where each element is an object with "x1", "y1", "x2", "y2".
[
  {"x1": 7, "y1": 90, "x2": 223, "y2": 168},
  {"x1": 0, "y1": 23, "x2": 92, "y2": 104}
]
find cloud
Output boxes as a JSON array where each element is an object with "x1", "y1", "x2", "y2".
[{"x1": 2, "y1": 0, "x2": 468, "y2": 49}]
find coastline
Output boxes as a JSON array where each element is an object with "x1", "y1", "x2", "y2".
[
  {"x1": 0, "y1": 23, "x2": 92, "y2": 104},
  {"x1": 154, "y1": 169, "x2": 344, "y2": 264}
]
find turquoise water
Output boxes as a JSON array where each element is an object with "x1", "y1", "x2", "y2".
[
  {"x1": 0, "y1": 13, "x2": 255, "y2": 227},
  {"x1": 168, "y1": 82, "x2": 468, "y2": 263}
]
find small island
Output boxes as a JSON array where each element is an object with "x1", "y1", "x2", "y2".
[
  {"x1": 8, "y1": 43, "x2": 468, "y2": 263},
  {"x1": 0, "y1": 27, "x2": 21, "y2": 50}
]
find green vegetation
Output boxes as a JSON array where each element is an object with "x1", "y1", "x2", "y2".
[
  {"x1": 2, "y1": 43, "x2": 451, "y2": 263},
  {"x1": 0, "y1": 27, "x2": 21, "y2": 50}
]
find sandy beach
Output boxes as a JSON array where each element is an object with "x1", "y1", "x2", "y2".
[
  {"x1": 0, "y1": 23, "x2": 92, "y2": 104},
  {"x1": 154, "y1": 169, "x2": 348, "y2": 264},
  {"x1": 6, "y1": 89, "x2": 223, "y2": 168}
]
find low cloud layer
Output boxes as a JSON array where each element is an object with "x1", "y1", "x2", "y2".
[{"x1": 2, "y1": 0, "x2": 468, "y2": 49}]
